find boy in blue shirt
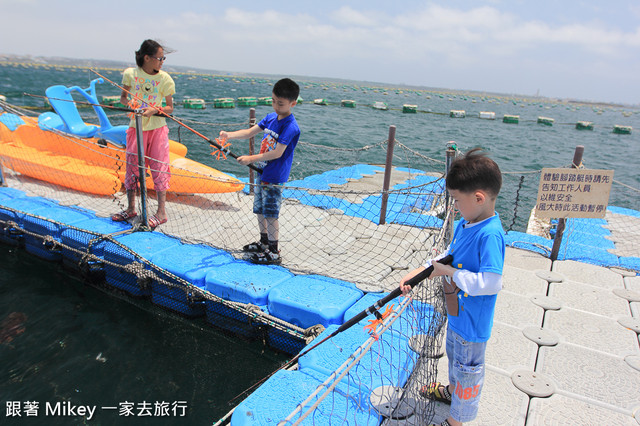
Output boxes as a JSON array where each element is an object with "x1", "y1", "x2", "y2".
[
  {"x1": 219, "y1": 78, "x2": 300, "y2": 265},
  {"x1": 400, "y1": 148, "x2": 505, "y2": 426}
]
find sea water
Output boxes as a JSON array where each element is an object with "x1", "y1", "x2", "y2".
[{"x1": 0, "y1": 63, "x2": 638, "y2": 424}]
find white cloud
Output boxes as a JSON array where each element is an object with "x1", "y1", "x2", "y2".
[
  {"x1": 0, "y1": 1, "x2": 637, "y2": 102},
  {"x1": 331, "y1": 6, "x2": 380, "y2": 27}
]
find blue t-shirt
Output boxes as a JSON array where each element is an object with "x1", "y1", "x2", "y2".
[
  {"x1": 256, "y1": 112, "x2": 300, "y2": 184},
  {"x1": 447, "y1": 213, "x2": 505, "y2": 342}
]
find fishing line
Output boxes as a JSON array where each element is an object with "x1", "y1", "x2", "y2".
[
  {"x1": 90, "y1": 69, "x2": 264, "y2": 174},
  {"x1": 23, "y1": 92, "x2": 137, "y2": 114}
]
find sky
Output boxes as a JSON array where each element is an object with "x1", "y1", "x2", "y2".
[{"x1": 2, "y1": 0, "x2": 639, "y2": 105}]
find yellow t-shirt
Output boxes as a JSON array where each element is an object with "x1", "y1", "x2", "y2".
[{"x1": 122, "y1": 67, "x2": 175, "y2": 131}]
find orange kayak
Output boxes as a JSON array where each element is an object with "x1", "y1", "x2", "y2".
[{"x1": 0, "y1": 112, "x2": 243, "y2": 195}]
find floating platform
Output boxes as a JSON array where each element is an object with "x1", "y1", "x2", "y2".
[
  {"x1": 237, "y1": 97, "x2": 257, "y2": 107},
  {"x1": 183, "y1": 98, "x2": 206, "y2": 109},
  {"x1": 479, "y1": 111, "x2": 496, "y2": 120},
  {"x1": 257, "y1": 97, "x2": 272, "y2": 106},
  {"x1": 503, "y1": 114, "x2": 520, "y2": 124},
  {"x1": 213, "y1": 98, "x2": 235, "y2": 108},
  {"x1": 576, "y1": 121, "x2": 594, "y2": 130},
  {"x1": 372, "y1": 101, "x2": 388, "y2": 110},
  {"x1": 403, "y1": 104, "x2": 418, "y2": 113},
  {"x1": 613, "y1": 124, "x2": 632, "y2": 134},
  {"x1": 341, "y1": 99, "x2": 356, "y2": 108},
  {"x1": 449, "y1": 109, "x2": 465, "y2": 118},
  {"x1": 101, "y1": 95, "x2": 125, "y2": 108},
  {"x1": 2, "y1": 160, "x2": 638, "y2": 425},
  {"x1": 537, "y1": 116, "x2": 555, "y2": 126}
]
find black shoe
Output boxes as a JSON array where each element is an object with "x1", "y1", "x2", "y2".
[
  {"x1": 243, "y1": 241, "x2": 267, "y2": 253},
  {"x1": 249, "y1": 248, "x2": 282, "y2": 265}
]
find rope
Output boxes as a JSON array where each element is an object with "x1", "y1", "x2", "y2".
[
  {"x1": 395, "y1": 140, "x2": 446, "y2": 165},
  {"x1": 507, "y1": 175, "x2": 525, "y2": 233},
  {"x1": 0, "y1": 210, "x2": 307, "y2": 338}
]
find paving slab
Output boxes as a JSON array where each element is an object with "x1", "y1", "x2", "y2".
[
  {"x1": 505, "y1": 247, "x2": 552, "y2": 271},
  {"x1": 627, "y1": 275, "x2": 640, "y2": 292},
  {"x1": 494, "y1": 290, "x2": 545, "y2": 328},
  {"x1": 486, "y1": 322, "x2": 539, "y2": 372},
  {"x1": 502, "y1": 264, "x2": 549, "y2": 296},
  {"x1": 527, "y1": 393, "x2": 638, "y2": 425},
  {"x1": 472, "y1": 368, "x2": 529, "y2": 426},
  {"x1": 552, "y1": 260, "x2": 625, "y2": 289},
  {"x1": 549, "y1": 280, "x2": 631, "y2": 316},
  {"x1": 544, "y1": 308, "x2": 639, "y2": 356},
  {"x1": 537, "y1": 343, "x2": 640, "y2": 410}
]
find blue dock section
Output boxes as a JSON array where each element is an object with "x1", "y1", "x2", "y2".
[{"x1": 0, "y1": 180, "x2": 438, "y2": 424}]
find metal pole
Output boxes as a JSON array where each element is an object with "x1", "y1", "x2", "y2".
[
  {"x1": 379, "y1": 125, "x2": 396, "y2": 225},
  {"x1": 444, "y1": 141, "x2": 457, "y2": 245},
  {"x1": 550, "y1": 145, "x2": 584, "y2": 261},
  {"x1": 134, "y1": 113, "x2": 149, "y2": 229},
  {"x1": 249, "y1": 108, "x2": 256, "y2": 192}
]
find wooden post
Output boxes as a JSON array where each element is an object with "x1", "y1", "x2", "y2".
[
  {"x1": 379, "y1": 125, "x2": 396, "y2": 225},
  {"x1": 549, "y1": 145, "x2": 584, "y2": 261},
  {"x1": 134, "y1": 113, "x2": 149, "y2": 229},
  {"x1": 249, "y1": 108, "x2": 256, "y2": 192}
]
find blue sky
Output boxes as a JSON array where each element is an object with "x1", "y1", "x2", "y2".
[{"x1": 2, "y1": 0, "x2": 639, "y2": 104}]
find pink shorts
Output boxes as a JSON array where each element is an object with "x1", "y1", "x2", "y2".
[{"x1": 124, "y1": 126, "x2": 171, "y2": 192}]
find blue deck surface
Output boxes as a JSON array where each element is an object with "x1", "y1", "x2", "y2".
[
  {"x1": 250, "y1": 164, "x2": 446, "y2": 228},
  {"x1": 205, "y1": 260, "x2": 293, "y2": 307},
  {"x1": 103, "y1": 232, "x2": 182, "y2": 297},
  {"x1": 1, "y1": 163, "x2": 638, "y2": 425},
  {"x1": 230, "y1": 368, "x2": 381, "y2": 426},
  {"x1": 60, "y1": 217, "x2": 131, "y2": 266},
  {"x1": 504, "y1": 206, "x2": 639, "y2": 271},
  {"x1": 343, "y1": 292, "x2": 442, "y2": 340},
  {"x1": 297, "y1": 323, "x2": 417, "y2": 406},
  {"x1": 149, "y1": 244, "x2": 235, "y2": 317},
  {"x1": 268, "y1": 275, "x2": 364, "y2": 329},
  {"x1": 0, "y1": 196, "x2": 60, "y2": 247}
]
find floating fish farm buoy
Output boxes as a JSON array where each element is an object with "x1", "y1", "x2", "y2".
[
  {"x1": 503, "y1": 114, "x2": 520, "y2": 124},
  {"x1": 537, "y1": 117, "x2": 555, "y2": 126},
  {"x1": 183, "y1": 98, "x2": 206, "y2": 109},
  {"x1": 479, "y1": 111, "x2": 496, "y2": 120}
]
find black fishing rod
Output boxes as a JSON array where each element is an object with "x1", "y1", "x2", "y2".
[
  {"x1": 23, "y1": 92, "x2": 136, "y2": 114},
  {"x1": 229, "y1": 254, "x2": 453, "y2": 404},
  {"x1": 90, "y1": 69, "x2": 264, "y2": 174}
]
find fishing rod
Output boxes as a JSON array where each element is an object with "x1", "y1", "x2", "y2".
[
  {"x1": 228, "y1": 254, "x2": 453, "y2": 404},
  {"x1": 23, "y1": 92, "x2": 137, "y2": 114},
  {"x1": 90, "y1": 69, "x2": 264, "y2": 174}
]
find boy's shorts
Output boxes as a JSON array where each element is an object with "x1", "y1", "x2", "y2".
[
  {"x1": 253, "y1": 175, "x2": 282, "y2": 218},
  {"x1": 446, "y1": 328, "x2": 487, "y2": 423}
]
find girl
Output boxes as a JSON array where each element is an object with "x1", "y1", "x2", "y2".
[{"x1": 111, "y1": 39, "x2": 175, "y2": 229}]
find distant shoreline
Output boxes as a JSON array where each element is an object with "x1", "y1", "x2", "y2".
[{"x1": 1, "y1": 53, "x2": 637, "y2": 110}]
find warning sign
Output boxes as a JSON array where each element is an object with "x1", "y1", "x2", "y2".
[{"x1": 535, "y1": 168, "x2": 614, "y2": 219}]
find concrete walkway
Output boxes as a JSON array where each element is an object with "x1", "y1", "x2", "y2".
[{"x1": 394, "y1": 247, "x2": 640, "y2": 425}]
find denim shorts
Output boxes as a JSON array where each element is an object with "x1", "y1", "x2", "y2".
[
  {"x1": 446, "y1": 328, "x2": 487, "y2": 423},
  {"x1": 253, "y1": 176, "x2": 283, "y2": 218}
]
